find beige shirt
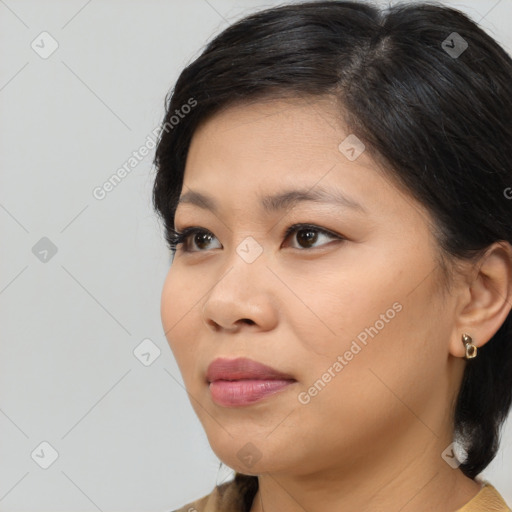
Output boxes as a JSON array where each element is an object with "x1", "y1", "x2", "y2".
[{"x1": 172, "y1": 474, "x2": 511, "y2": 512}]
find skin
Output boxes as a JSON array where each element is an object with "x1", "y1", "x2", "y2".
[{"x1": 160, "y1": 96, "x2": 512, "y2": 512}]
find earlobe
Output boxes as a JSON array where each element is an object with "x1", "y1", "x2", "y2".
[
  {"x1": 449, "y1": 332, "x2": 479, "y2": 359},
  {"x1": 449, "y1": 241, "x2": 512, "y2": 358},
  {"x1": 461, "y1": 333, "x2": 478, "y2": 359}
]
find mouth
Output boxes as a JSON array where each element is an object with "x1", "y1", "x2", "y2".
[{"x1": 206, "y1": 357, "x2": 297, "y2": 407}]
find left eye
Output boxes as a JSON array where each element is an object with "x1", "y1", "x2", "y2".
[
  {"x1": 282, "y1": 224, "x2": 343, "y2": 249},
  {"x1": 168, "y1": 223, "x2": 343, "y2": 253}
]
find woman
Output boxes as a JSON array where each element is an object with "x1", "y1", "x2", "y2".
[{"x1": 152, "y1": 1, "x2": 512, "y2": 510}]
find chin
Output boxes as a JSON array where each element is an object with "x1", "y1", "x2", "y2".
[{"x1": 208, "y1": 433, "x2": 297, "y2": 476}]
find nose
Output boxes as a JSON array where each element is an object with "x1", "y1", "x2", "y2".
[
  {"x1": 202, "y1": 302, "x2": 255, "y2": 332},
  {"x1": 201, "y1": 262, "x2": 278, "y2": 333}
]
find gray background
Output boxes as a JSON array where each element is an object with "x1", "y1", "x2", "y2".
[{"x1": 0, "y1": 0, "x2": 511, "y2": 510}]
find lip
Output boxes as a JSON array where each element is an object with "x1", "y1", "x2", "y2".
[
  {"x1": 206, "y1": 357, "x2": 296, "y2": 407},
  {"x1": 206, "y1": 357, "x2": 295, "y2": 382}
]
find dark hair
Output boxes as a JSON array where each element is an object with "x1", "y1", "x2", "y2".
[{"x1": 152, "y1": 0, "x2": 512, "y2": 479}]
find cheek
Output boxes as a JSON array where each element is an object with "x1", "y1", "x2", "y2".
[
  {"x1": 289, "y1": 300, "x2": 428, "y2": 458},
  {"x1": 160, "y1": 266, "x2": 202, "y2": 377},
  {"x1": 160, "y1": 267, "x2": 178, "y2": 336},
  {"x1": 161, "y1": 267, "x2": 180, "y2": 342},
  {"x1": 279, "y1": 258, "x2": 402, "y2": 358},
  {"x1": 287, "y1": 253, "x2": 441, "y2": 407}
]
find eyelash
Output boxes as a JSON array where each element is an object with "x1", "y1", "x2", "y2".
[{"x1": 167, "y1": 223, "x2": 344, "y2": 253}]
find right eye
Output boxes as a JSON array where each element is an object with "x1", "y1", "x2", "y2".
[{"x1": 168, "y1": 227, "x2": 222, "y2": 253}]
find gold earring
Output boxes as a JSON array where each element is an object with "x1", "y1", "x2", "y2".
[{"x1": 462, "y1": 333, "x2": 477, "y2": 359}]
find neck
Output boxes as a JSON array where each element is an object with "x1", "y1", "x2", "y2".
[{"x1": 249, "y1": 428, "x2": 481, "y2": 512}]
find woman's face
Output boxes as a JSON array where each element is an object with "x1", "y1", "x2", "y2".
[{"x1": 161, "y1": 97, "x2": 464, "y2": 476}]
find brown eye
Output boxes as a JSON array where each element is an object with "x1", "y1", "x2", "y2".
[
  {"x1": 170, "y1": 224, "x2": 343, "y2": 253},
  {"x1": 284, "y1": 224, "x2": 343, "y2": 250},
  {"x1": 194, "y1": 232, "x2": 215, "y2": 250},
  {"x1": 169, "y1": 227, "x2": 221, "y2": 253},
  {"x1": 296, "y1": 228, "x2": 319, "y2": 248}
]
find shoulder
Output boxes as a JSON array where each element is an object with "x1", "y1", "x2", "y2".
[
  {"x1": 457, "y1": 481, "x2": 511, "y2": 512},
  {"x1": 170, "y1": 473, "x2": 258, "y2": 512}
]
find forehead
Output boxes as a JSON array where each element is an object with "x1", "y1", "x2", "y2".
[
  {"x1": 179, "y1": 98, "x2": 429, "y2": 227},
  {"x1": 184, "y1": 98, "x2": 374, "y2": 189},
  {"x1": 188, "y1": 96, "x2": 345, "y2": 159}
]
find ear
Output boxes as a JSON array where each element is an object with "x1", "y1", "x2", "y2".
[{"x1": 449, "y1": 241, "x2": 512, "y2": 358}]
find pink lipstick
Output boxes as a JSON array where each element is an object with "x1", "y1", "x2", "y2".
[{"x1": 206, "y1": 357, "x2": 296, "y2": 407}]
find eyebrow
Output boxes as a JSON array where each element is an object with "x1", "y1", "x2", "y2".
[{"x1": 176, "y1": 186, "x2": 367, "y2": 214}]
